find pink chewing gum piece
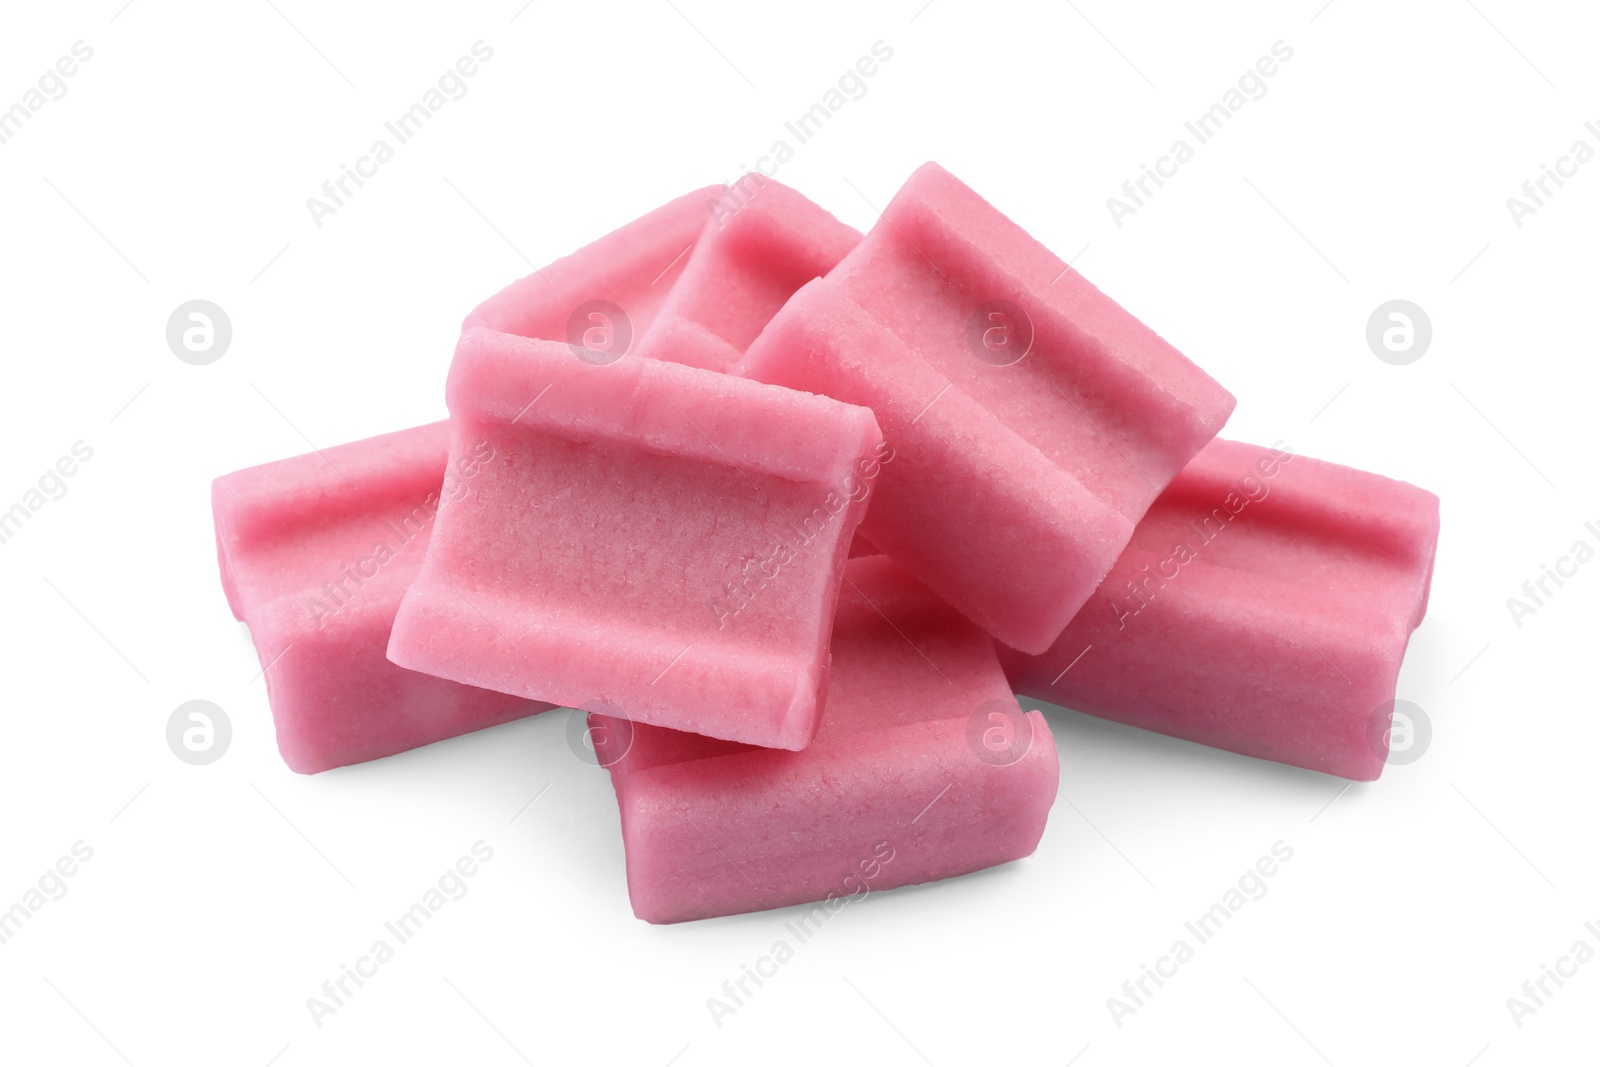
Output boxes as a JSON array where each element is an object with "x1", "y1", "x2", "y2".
[
  {"x1": 213, "y1": 189, "x2": 741, "y2": 774},
  {"x1": 591, "y1": 556, "x2": 1059, "y2": 924},
  {"x1": 999, "y1": 439, "x2": 1441, "y2": 781},
  {"x1": 463, "y1": 184, "x2": 723, "y2": 344},
  {"x1": 212, "y1": 424, "x2": 548, "y2": 774},
  {"x1": 387, "y1": 328, "x2": 886, "y2": 750},
  {"x1": 735, "y1": 163, "x2": 1235, "y2": 654},
  {"x1": 630, "y1": 178, "x2": 860, "y2": 372}
]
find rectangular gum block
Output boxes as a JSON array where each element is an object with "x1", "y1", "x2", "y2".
[
  {"x1": 386, "y1": 328, "x2": 887, "y2": 751},
  {"x1": 212, "y1": 187, "x2": 731, "y2": 772},
  {"x1": 630, "y1": 177, "x2": 860, "y2": 372},
  {"x1": 735, "y1": 162, "x2": 1235, "y2": 654},
  {"x1": 738, "y1": 280, "x2": 1133, "y2": 656},
  {"x1": 212, "y1": 423, "x2": 547, "y2": 773},
  {"x1": 592, "y1": 556, "x2": 1059, "y2": 924},
  {"x1": 999, "y1": 439, "x2": 1441, "y2": 781}
]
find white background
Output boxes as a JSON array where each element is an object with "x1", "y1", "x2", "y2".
[{"x1": 0, "y1": 1, "x2": 1594, "y2": 1064}]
